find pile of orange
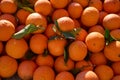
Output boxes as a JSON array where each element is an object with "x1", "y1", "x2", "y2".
[{"x1": 0, "y1": 0, "x2": 120, "y2": 80}]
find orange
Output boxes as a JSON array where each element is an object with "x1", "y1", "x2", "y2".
[
  {"x1": 69, "y1": 41, "x2": 87, "y2": 61},
  {"x1": 34, "y1": 0, "x2": 52, "y2": 16},
  {"x1": 111, "y1": 61, "x2": 120, "y2": 75},
  {"x1": 103, "y1": 13, "x2": 120, "y2": 30},
  {"x1": 54, "y1": 56, "x2": 74, "y2": 73},
  {"x1": 88, "y1": 25, "x2": 105, "y2": 35},
  {"x1": 103, "y1": 0, "x2": 120, "y2": 13},
  {"x1": 36, "y1": 54, "x2": 54, "y2": 67},
  {"x1": 90, "y1": 52, "x2": 107, "y2": 66},
  {"x1": 0, "y1": 13, "x2": 17, "y2": 27},
  {"x1": 0, "y1": 20, "x2": 15, "y2": 41},
  {"x1": 89, "y1": 0, "x2": 102, "y2": 11},
  {"x1": 48, "y1": 38, "x2": 66, "y2": 56},
  {"x1": 94, "y1": 65, "x2": 114, "y2": 80},
  {"x1": 98, "y1": 11, "x2": 108, "y2": 24},
  {"x1": 50, "y1": 0, "x2": 68, "y2": 9},
  {"x1": 0, "y1": 55, "x2": 18, "y2": 78},
  {"x1": 0, "y1": 41, "x2": 3, "y2": 54},
  {"x1": 85, "y1": 32, "x2": 105, "y2": 52},
  {"x1": 16, "y1": 9, "x2": 31, "y2": 24},
  {"x1": 75, "y1": 60, "x2": 93, "y2": 71},
  {"x1": 44, "y1": 23, "x2": 57, "y2": 38},
  {"x1": 26, "y1": 12, "x2": 47, "y2": 33},
  {"x1": 75, "y1": 28, "x2": 88, "y2": 41},
  {"x1": 81, "y1": 7, "x2": 99, "y2": 27},
  {"x1": 33, "y1": 66, "x2": 55, "y2": 80},
  {"x1": 30, "y1": 34, "x2": 48, "y2": 54},
  {"x1": 112, "y1": 75, "x2": 120, "y2": 80},
  {"x1": 57, "y1": 17, "x2": 75, "y2": 32},
  {"x1": 55, "y1": 71, "x2": 74, "y2": 80},
  {"x1": 52, "y1": 9, "x2": 69, "y2": 21},
  {"x1": 104, "y1": 41, "x2": 120, "y2": 61},
  {"x1": 73, "y1": 0, "x2": 89, "y2": 8},
  {"x1": 18, "y1": 60, "x2": 37, "y2": 80},
  {"x1": 76, "y1": 70, "x2": 99, "y2": 80},
  {"x1": 110, "y1": 29, "x2": 120, "y2": 40},
  {"x1": 5, "y1": 38, "x2": 28, "y2": 59},
  {"x1": 68, "y1": 2, "x2": 83, "y2": 19},
  {"x1": 0, "y1": 0, "x2": 17, "y2": 14}
]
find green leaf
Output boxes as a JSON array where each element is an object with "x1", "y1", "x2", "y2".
[
  {"x1": 54, "y1": 20, "x2": 62, "y2": 32},
  {"x1": 12, "y1": 24, "x2": 39, "y2": 39},
  {"x1": 22, "y1": 7, "x2": 34, "y2": 13},
  {"x1": 104, "y1": 29, "x2": 110, "y2": 39},
  {"x1": 64, "y1": 49, "x2": 69, "y2": 63},
  {"x1": 62, "y1": 32, "x2": 75, "y2": 39}
]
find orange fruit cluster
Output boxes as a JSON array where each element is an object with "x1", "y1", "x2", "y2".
[{"x1": 0, "y1": 0, "x2": 120, "y2": 80}]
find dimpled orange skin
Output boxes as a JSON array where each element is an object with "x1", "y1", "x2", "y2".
[
  {"x1": 69, "y1": 41, "x2": 87, "y2": 61},
  {"x1": 85, "y1": 32, "x2": 105, "y2": 53},
  {"x1": 5, "y1": 38, "x2": 28, "y2": 59},
  {"x1": 57, "y1": 17, "x2": 75, "y2": 32},
  {"x1": 30, "y1": 34, "x2": 48, "y2": 54}
]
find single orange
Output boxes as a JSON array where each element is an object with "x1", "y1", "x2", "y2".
[
  {"x1": 33, "y1": 66, "x2": 55, "y2": 80},
  {"x1": 103, "y1": 13, "x2": 120, "y2": 30},
  {"x1": 104, "y1": 41, "x2": 120, "y2": 61},
  {"x1": 57, "y1": 17, "x2": 75, "y2": 32},
  {"x1": 0, "y1": 20, "x2": 15, "y2": 41},
  {"x1": 85, "y1": 32, "x2": 105, "y2": 52},
  {"x1": 68, "y1": 2, "x2": 83, "y2": 19},
  {"x1": 30, "y1": 34, "x2": 48, "y2": 54},
  {"x1": 0, "y1": 0, "x2": 17, "y2": 14},
  {"x1": 0, "y1": 55, "x2": 18, "y2": 78},
  {"x1": 5, "y1": 38, "x2": 28, "y2": 59},
  {"x1": 81, "y1": 7, "x2": 99, "y2": 27},
  {"x1": 90, "y1": 52, "x2": 107, "y2": 66},
  {"x1": 103, "y1": 0, "x2": 120, "y2": 13},
  {"x1": 48, "y1": 38, "x2": 66, "y2": 56},
  {"x1": 94, "y1": 65, "x2": 114, "y2": 80},
  {"x1": 36, "y1": 54, "x2": 54, "y2": 67},
  {"x1": 54, "y1": 56, "x2": 74, "y2": 73},
  {"x1": 69, "y1": 40, "x2": 87, "y2": 61},
  {"x1": 34, "y1": 0, "x2": 52, "y2": 16},
  {"x1": 18, "y1": 60, "x2": 37, "y2": 80}
]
